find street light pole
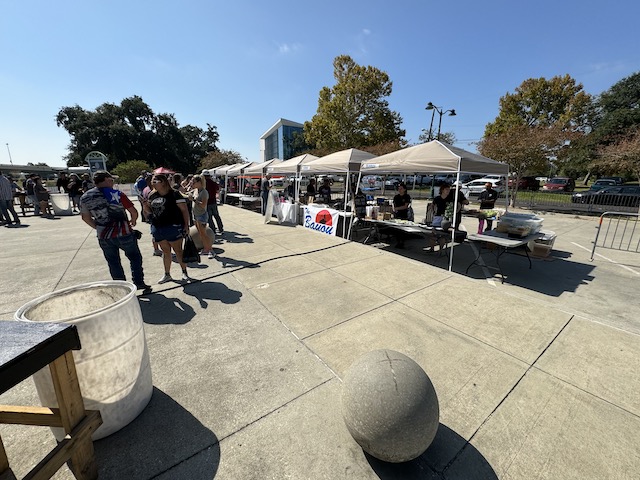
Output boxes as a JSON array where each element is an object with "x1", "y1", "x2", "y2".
[
  {"x1": 427, "y1": 108, "x2": 436, "y2": 141},
  {"x1": 6, "y1": 143, "x2": 13, "y2": 165},
  {"x1": 425, "y1": 102, "x2": 456, "y2": 141}
]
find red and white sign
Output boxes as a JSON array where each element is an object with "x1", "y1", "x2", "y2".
[{"x1": 303, "y1": 205, "x2": 339, "y2": 236}]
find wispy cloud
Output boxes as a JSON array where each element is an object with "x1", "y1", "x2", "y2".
[
  {"x1": 277, "y1": 42, "x2": 302, "y2": 55},
  {"x1": 355, "y1": 28, "x2": 372, "y2": 57}
]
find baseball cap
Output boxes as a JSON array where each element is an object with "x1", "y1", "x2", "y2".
[{"x1": 93, "y1": 170, "x2": 113, "y2": 183}]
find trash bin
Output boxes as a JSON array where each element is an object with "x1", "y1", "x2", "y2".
[
  {"x1": 14, "y1": 281, "x2": 153, "y2": 440},
  {"x1": 50, "y1": 193, "x2": 73, "y2": 216}
]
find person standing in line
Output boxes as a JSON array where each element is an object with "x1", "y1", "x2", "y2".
[
  {"x1": 143, "y1": 174, "x2": 191, "y2": 284},
  {"x1": 141, "y1": 174, "x2": 162, "y2": 256},
  {"x1": 0, "y1": 170, "x2": 21, "y2": 226},
  {"x1": 260, "y1": 174, "x2": 271, "y2": 214},
  {"x1": 203, "y1": 170, "x2": 224, "y2": 234},
  {"x1": 133, "y1": 171, "x2": 148, "y2": 218},
  {"x1": 80, "y1": 171, "x2": 149, "y2": 291},
  {"x1": 81, "y1": 173, "x2": 94, "y2": 193},
  {"x1": 67, "y1": 173, "x2": 83, "y2": 212},
  {"x1": 189, "y1": 175, "x2": 215, "y2": 259},
  {"x1": 25, "y1": 174, "x2": 40, "y2": 216},
  {"x1": 478, "y1": 182, "x2": 498, "y2": 232},
  {"x1": 56, "y1": 172, "x2": 70, "y2": 193},
  {"x1": 34, "y1": 177, "x2": 53, "y2": 218}
]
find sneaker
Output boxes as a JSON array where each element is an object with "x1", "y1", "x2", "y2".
[
  {"x1": 135, "y1": 282, "x2": 152, "y2": 292},
  {"x1": 181, "y1": 271, "x2": 192, "y2": 283},
  {"x1": 157, "y1": 273, "x2": 172, "y2": 284},
  {"x1": 207, "y1": 251, "x2": 215, "y2": 259},
  {"x1": 218, "y1": 230, "x2": 224, "y2": 234},
  {"x1": 153, "y1": 249, "x2": 163, "y2": 256}
]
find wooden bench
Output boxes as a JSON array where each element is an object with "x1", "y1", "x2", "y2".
[{"x1": 0, "y1": 321, "x2": 102, "y2": 480}]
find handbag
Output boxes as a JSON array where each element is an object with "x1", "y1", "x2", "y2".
[{"x1": 182, "y1": 235, "x2": 200, "y2": 264}]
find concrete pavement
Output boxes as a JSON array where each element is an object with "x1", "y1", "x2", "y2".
[{"x1": 1, "y1": 204, "x2": 639, "y2": 479}]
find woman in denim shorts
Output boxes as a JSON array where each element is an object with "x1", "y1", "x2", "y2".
[
  {"x1": 143, "y1": 174, "x2": 191, "y2": 283},
  {"x1": 189, "y1": 175, "x2": 215, "y2": 259}
]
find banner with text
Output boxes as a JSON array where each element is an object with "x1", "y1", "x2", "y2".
[{"x1": 303, "y1": 205, "x2": 339, "y2": 236}]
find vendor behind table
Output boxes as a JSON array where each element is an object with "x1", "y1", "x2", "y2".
[
  {"x1": 392, "y1": 183, "x2": 412, "y2": 220},
  {"x1": 478, "y1": 182, "x2": 498, "y2": 232}
]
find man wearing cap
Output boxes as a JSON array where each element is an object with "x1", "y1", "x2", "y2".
[
  {"x1": 80, "y1": 170, "x2": 149, "y2": 291},
  {"x1": 203, "y1": 170, "x2": 224, "y2": 234}
]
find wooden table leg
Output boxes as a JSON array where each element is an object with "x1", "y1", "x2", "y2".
[{"x1": 49, "y1": 352, "x2": 99, "y2": 480}]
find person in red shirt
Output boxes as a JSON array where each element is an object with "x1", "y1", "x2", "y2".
[{"x1": 203, "y1": 171, "x2": 224, "y2": 234}]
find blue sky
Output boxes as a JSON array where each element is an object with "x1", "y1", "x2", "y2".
[{"x1": 1, "y1": 0, "x2": 639, "y2": 168}]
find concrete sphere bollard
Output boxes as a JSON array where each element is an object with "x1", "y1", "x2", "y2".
[
  {"x1": 341, "y1": 349, "x2": 439, "y2": 463},
  {"x1": 188, "y1": 225, "x2": 215, "y2": 250}
]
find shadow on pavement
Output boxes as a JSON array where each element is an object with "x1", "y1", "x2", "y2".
[
  {"x1": 384, "y1": 237, "x2": 597, "y2": 297},
  {"x1": 138, "y1": 293, "x2": 196, "y2": 324},
  {"x1": 364, "y1": 423, "x2": 498, "y2": 479},
  {"x1": 220, "y1": 230, "x2": 254, "y2": 244},
  {"x1": 94, "y1": 387, "x2": 220, "y2": 479},
  {"x1": 182, "y1": 280, "x2": 243, "y2": 308}
]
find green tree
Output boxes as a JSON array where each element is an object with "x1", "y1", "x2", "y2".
[
  {"x1": 478, "y1": 125, "x2": 559, "y2": 207},
  {"x1": 597, "y1": 127, "x2": 640, "y2": 182},
  {"x1": 481, "y1": 75, "x2": 595, "y2": 200},
  {"x1": 199, "y1": 149, "x2": 245, "y2": 171},
  {"x1": 593, "y1": 72, "x2": 640, "y2": 143},
  {"x1": 56, "y1": 96, "x2": 219, "y2": 172},
  {"x1": 112, "y1": 160, "x2": 151, "y2": 183},
  {"x1": 485, "y1": 75, "x2": 593, "y2": 134},
  {"x1": 418, "y1": 131, "x2": 457, "y2": 145},
  {"x1": 303, "y1": 55, "x2": 406, "y2": 152}
]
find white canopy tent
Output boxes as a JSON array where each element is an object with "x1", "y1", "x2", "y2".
[
  {"x1": 360, "y1": 140, "x2": 508, "y2": 176},
  {"x1": 226, "y1": 162, "x2": 254, "y2": 177},
  {"x1": 360, "y1": 140, "x2": 509, "y2": 272},
  {"x1": 302, "y1": 148, "x2": 376, "y2": 174},
  {"x1": 300, "y1": 148, "x2": 377, "y2": 238},
  {"x1": 265, "y1": 154, "x2": 320, "y2": 209},
  {"x1": 243, "y1": 159, "x2": 281, "y2": 176},
  {"x1": 211, "y1": 163, "x2": 241, "y2": 176},
  {"x1": 266, "y1": 153, "x2": 319, "y2": 175}
]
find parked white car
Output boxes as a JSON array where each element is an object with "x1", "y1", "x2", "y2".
[{"x1": 463, "y1": 179, "x2": 505, "y2": 196}]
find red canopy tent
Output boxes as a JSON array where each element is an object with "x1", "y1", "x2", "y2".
[{"x1": 153, "y1": 167, "x2": 175, "y2": 175}]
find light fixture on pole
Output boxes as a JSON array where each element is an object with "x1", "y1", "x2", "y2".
[
  {"x1": 6, "y1": 143, "x2": 13, "y2": 165},
  {"x1": 425, "y1": 102, "x2": 456, "y2": 141}
]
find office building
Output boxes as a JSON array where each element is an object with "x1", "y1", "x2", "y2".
[{"x1": 259, "y1": 118, "x2": 304, "y2": 162}]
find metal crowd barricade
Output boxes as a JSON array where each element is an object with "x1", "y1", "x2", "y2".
[{"x1": 591, "y1": 212, "x2": 640, "y2": 260}]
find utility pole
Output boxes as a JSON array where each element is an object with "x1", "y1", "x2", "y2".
[{"x1": 6, "y1": 143, "x2": 13, "y2": 165}]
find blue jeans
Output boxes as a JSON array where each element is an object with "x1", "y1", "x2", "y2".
[
  {"x1": 28, "y1": 194, "x2": 40, "y2": 215},
  {"x1": 207, "y1": 203, "x2": 223, "y2": 231},
  {"x1": 98, "y1": 234, "x2": 145, "y2": 285}
]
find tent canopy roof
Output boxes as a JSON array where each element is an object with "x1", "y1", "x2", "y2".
[
  {"x1": 360, "y1": 140, "x2": 508, "y2": 176},
  {"x1": 226, "y1": 162, "x2": 255, "y2": 176},
  {"x1": 301, "y1": 148, "x2": 376, "y2": 174},
  {"x1": 267, "y1": 154, "x2": 319, "y2": 174},
  {"x1": 243, "y1": 159, "x2": 282, "y2": 175},
  {"x1": 212, "y1": 163, "x2": 242, "y2": 175}
]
